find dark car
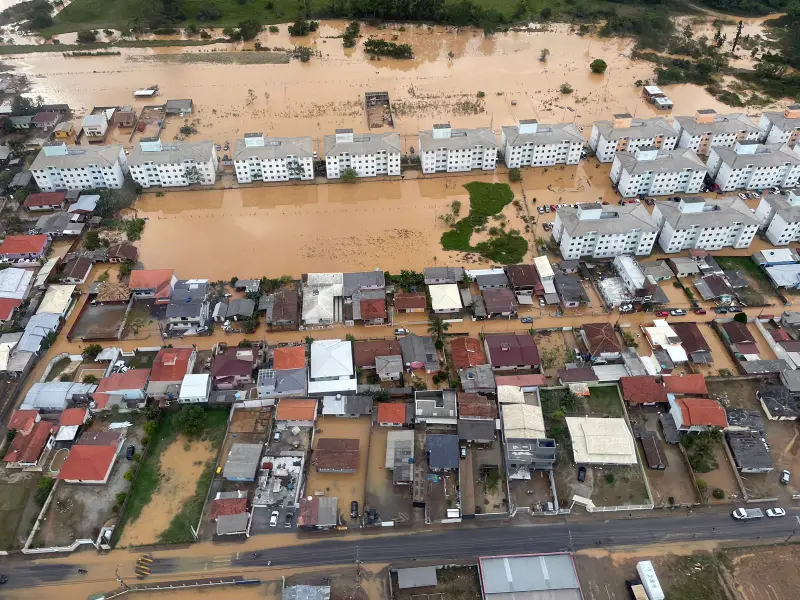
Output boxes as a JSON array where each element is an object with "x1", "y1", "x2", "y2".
[
  {"x1": 284, "y1": 513, "x2": 294, "y2": 528},
  {"x1": 350, "y1": 501, "x2": 359, "y2": 519},
  {"x1": 0, "y1": 574, "x2": 7, "y2": 584},
  {"x1": 714, "y1": 307, "x2": 728, "y2": 314},
  {"x1": 728, "y1": 306, "x2": 743, "y2": 313},
  {"x1": 694, "y1": 308, "x2": 707, "y2": 315},
  {"x1": 577, "y1": 466, "x2": 586, "y2": 482},
  {"x1": 368, "y1": 508, "x2": 378, "y2": 522},
  {"x1": 126, "y1": 445, "x2": 135, "y2": 460}
]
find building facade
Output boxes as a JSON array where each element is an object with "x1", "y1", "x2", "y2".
[
  {"x1": 30, "y1": 142, "x2": 128, "y2": 192},
  {"x1": 233, "y1": 133, "x2": 314, "y2": 183},
  {"x1": 589, "y1": 114, "x2": 678, "y2": 163},
  {"x1": 418, "y1": 124, "x2": 497, "y2": 173},
  {"x1": 128, "y1": 137, "x2": 218, "y2": 188},
  {"x1": 755, "y1": 190, "x2": 800, "y2": 245},
  {"x1": 323, "y1": 129, "x2": 401, "y2": 179},
  {"x1": 672, "y1": 110, "x2": 761, "y2": 155},
  {"x1": 706, "y1": 141, "x2": 800, "y2": 191},
  {"x1": 610, "y1": 146, "x2": 706, "y2": 198},
  {"x1": 759, "y1": 105, "x2": 800, "y2": 147},
  {"x1": 501, "y1": 120, "x2": 584, "y2": 168}
]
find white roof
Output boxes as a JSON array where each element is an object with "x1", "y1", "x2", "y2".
[
  {"x1": 643, "y1": 319, "x2": 688, "y2": 363},
  {"x1": 565, "y1": 416, "x2": 637, "y2": 464},
  {"x1": 179, "y1": 373, "x2": 209, "y2": 399},
  {"x1": 501, "y1": 403, "x2": 545, "y2": 439},
  {"x1": 428, "y1": 284, "x2": 462, "y2": 312},
  {"x1": 68, "y1": 194, "x2": 99, "y2": 213},
  {"x1": 35, "y1": 257, "x2": 60, "y2": 288},
  {"x1": 533, "y1": 256, "x2": 554, "y2": 279},
  {"x1": 0, "y1": 332, "x2": 21, "y2": 371},
  {"x1": 497, "y1": 385, "x2": 525, "y2": 404},
  {"x1": 55, "y1": 425, "x2": 79, "y2": 441},
  {"x1": 37, "y1": 284, "x2": 75, "y2": 315},
  {"x1": 310, "y1": 339, "x2": 354, "y2": 379},
  {"x1": 0, "y1": 268, "x2": 33, "y2": 300},
  {"x1": 302, "y1": 273, "x2": 343, "y2": 324},
  {"x1": 81, "y1": 114, "x2": 107, "y2": 127},
  {"x1": 767, "y1": 264, "x2": 800, "y2": 288}
]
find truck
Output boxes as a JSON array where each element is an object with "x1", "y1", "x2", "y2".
[
  {"x1": 636, "y1": 561, "x2": 664, "y2": 600},
  {"x1": 732, "y1": 507, "x2": 764, "y2": 520}
]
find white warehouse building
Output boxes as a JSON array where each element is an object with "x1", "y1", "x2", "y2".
[
  {"x1": 672, "y1": 109, "x2": 761, "y2": 155},
  {"x1": 759, "y1": 105, "x2": 800, "y2": 147},
  {"x1": 706, "y1": 141, "x2": 800, "y2": 192},
  {"x1": 418, "y1": 124, "x2": 497, "y2": 174},
  {"x1": 589, "y1": 114, "x2": 678, "y2": 163},
  {"x1": 652, "y1": 196, "x2": 759, "y2": 253},
  {"x1": 31, "y1": 142, "x2": 128, "y2": 192},
  {"x1": 233, "y1": 133, "x2": 314, "y2": 183},
  {"x1": 755, "y1": 189, "x2": 800, "y2": 246},
  {"x1": 323, "y1": 129, "x2": 401, "y2": 179},
  {"x1": 552, "y1": 202, "x2": 659, "y2": 260},
  {"x1": 128, "y1": 137, "x2": 218, "y2": 188},
  {"x1": 501, "y1": 119, "x2": 584, "y2": 168},
  {"x1": 610, "y1": 146, "x2": 706, "y2": 198}
]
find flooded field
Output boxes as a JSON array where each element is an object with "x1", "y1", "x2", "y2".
[{"x1": 3, "y1": 20, "x2": 783, "y2": 146}]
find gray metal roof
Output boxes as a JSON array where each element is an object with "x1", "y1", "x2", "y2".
[
  {"x1": 593, "y1": 116, "x2": 675, "y2": 141},
  {"x1": 615, "y1": 147, "x2": 706, "y2": 175},
  {"x1": 655, "y1": 197, "x2": 759, "y2": 230},
  {"x1": 32, "y1": 144, "x2": 124, "y2": 171},
  {"x1": 400, "y1": 335, "x2": 439, "y2": 372},
  {"x1": 712, "y1": 143, "x2": 800, "y2": 168},
  {"x1": 166, "y1": 280, "x2": 207, "y2": 319},
  {"x1": 554, "y1": 274, "x2": 587, "y2": 304},
  {"x1": 323, "y1": 131, "x2": 401, "y2": 157},
  {"x1": 762, "y1": 108, "x2": 800, "y2": 131},
  {"x1": 761, "y1": 192, "x2": 800, "y2": 224},
  {"x1": 215, "y1": 512, "x2": 249, "y2": 535},
  {"x1": 502, "y1": 122, "x2": 584, "y2": 147},
  {"x1": 376, "y1": 354, "x2": 403, "y2": 377},
  {"x1": 423, "y1": 266, "x2": 464, "y2": 282},
  {"x1": 342, "y1": 271, "x2": 385, "y2": 297},
  {"x1": 477, "y1": 273, "x2": 509, "y2": 287},
  {"x1": 418, "y1": 127, "x2": 496, "y2": 151},
  {"x1": 18, "y1": 312, "x2": 60, "y2": 353},
  {"x1": 426, "y1": 433, "x2": 459, "y2": 469},
  {"x1": 128, "y1": 140, "x2": 214, "y2": 166},
  {"x1": 222, "y1": 443, "x2": 262, "y2": 480},
  {"x1": 727, "y1": 430, "x2": 773, "y2": 471},
  {"x1": 22, "y1": 381, "x2": 96, "y2": 410},
  {"x1": 165, "y1": 99, "x2": 193, "y2": 112},
  {"x1": 233, "y1": 135, "x2": 313, "y2": 161},
  {"x1": 480, "y1": 554, "x2": 581, "y2": 599},
  {"x1": 781, "y1": 368, "x2": 800, "y2": 392},
  {"x1": 396, "y1": 567, "x2": 438, "y2": 589},
  {"x1": 555, "y1": 203, "x2": 658, "y2": 237},
  {"x1": 256, "y1": 367, "x2": 308, "y2": 395},
  {"x1": 415, "y1": 389, "x2": 457, "y2": 419},
  {"x1": 460, "y1": 363, "x2": 496, "y2": 392},
  {"x1": 742, "y1": 359, "x2": 790, "y2": 374},
  {"x1": 458, "y1": 419, "x2": 495, "y2": 442},
  {"x1": 726, "y1": 408, "x2": 764, "y2": 432},
  {"x1": 674, "y1": 113, "x2": 759, "y2": 135},
  {"x1": 282, "y1": 586, "x2": 331, "y2": 600}
]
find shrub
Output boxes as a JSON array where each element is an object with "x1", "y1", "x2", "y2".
[
  {"x1": 559, "y1": 83, "x2": 573, "y2": 94},
  {"x1": 76, "y1": 30, "x2": 97, "y2": 43},
  {"x1": 590, "y1": 58, "x2": 608, "y2": 73},
  {"x1": 540, "y1": 6, "x2": 552, "y2": 19},
  {"x1": 176, "y1": 405, "x2": 206, "y2": 439},
  {"x1": 34, "y1": 477, "x2": 55, "y2": 505},
  {"x1": 82, "y1": 343, "x2": 103, "y2": 361},
  {"x1": 143, "y1": 420, "x2": 158, "y2": 437},
  {"x1": 115, "y1": 491, "x2": 127, "y2": 505},
  {"x1": 340, "y1": 168, "x2": 358, "y2": 183},
  {"x1": 696, "y1": 478, "x2": 708, "y2": 493},
  {"x1": 196, "y1": 4, "x2": 222, "y2": 21},
  {"x1": 124, "y1": 469, "x2": 135, "y2": 481},
  {"x1": 508, "y1": 167, "x2": 522, "y2": 183},
  {"x1": 712, "y1": 487, "x2": 725, "y2": 499},
  {"x1": 604, "y1": 472, "x2": 616, "y2": 485},
  {"x1": 269, "y1": 25, "x2": 279, "y2": 33},
  {"x1": 82, "y1": 374, "x2": 98, "y2": 384},
  {"x1": 733, "y1": 311, "x2": 748, "y2": 323}
]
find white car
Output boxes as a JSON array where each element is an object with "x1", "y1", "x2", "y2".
[
  {"x1": 394, "y1": 328, "x2": 409, "y2": 337},
  {"x1": 669, "y1": 309, "x2": 686, "y2": 316},
  {"x1": 738, "y1": 193, "x2": 748, "y2": 200},
  {"x1": 766, "y1": 508, "x2": 786, "y2": 517},
  {"x1": 269, "y1": 510, "x2": 280, "y2": 526}
]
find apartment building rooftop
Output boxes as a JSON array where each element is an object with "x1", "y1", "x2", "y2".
[
  {"x1": 502, "y1": 120, "x2": 584, "y2": 146},
  {"x1": 712, "y1": 142, "x2": 800, "y2": 168},
  {"x1": 761, "y1": 105, "x2": 800, "y2": 130},
  {"x1": 128, "y1": 138, "x2": 215, "y2": 166},
  {"x1": 31, "y1": 142, "x2": 123, "y2": 170},
  {"x1": 760, "y1": 190, "x2": 800, "y2": 222},
  {"x1": 674, "y1": 111, "x2": 759, "y2": 135},
  {"x1": 418, "y1": 125, "x2": 496, "y2": 151},
  {"x1": 323, "y1": 129, "x2": 401, "y2": 156},
  {"x1": 593, "y1": 115, "x2": 674, "y2": 140},
  {"x1": 655, "y1": 196, "x2": 759, "y2": 230},
  {"x1": 556, "y1": 202, "x2": 659, "y2": 237},
  {"x1": 616, "y1": 146, "x2": 705, "y2": 175},
  {"x1": 233, "y1": 134, "x2": 314, "y2": 160}
]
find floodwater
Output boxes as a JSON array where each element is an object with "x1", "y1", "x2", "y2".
[{"x1": 2, "y1": 19, "x2": 784, "y2": 145}]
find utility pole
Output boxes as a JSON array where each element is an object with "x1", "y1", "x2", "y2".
[{"x1": 116, "y1": 565, "x2": 129, "y2": 591}]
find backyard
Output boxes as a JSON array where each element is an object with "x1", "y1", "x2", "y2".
[
  {"x1": 0, "y1": 470, "x2": 41, "y2": 551},
  {"x1": 715, "y1": 256, "x2": 774, "y2": 307}
]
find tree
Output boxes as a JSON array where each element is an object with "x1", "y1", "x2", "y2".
[
  {"x1": 340, "y1": 168, "x2": 358, "y2": 183},
  {"x1": 83, "y1": 374, "x2": 99, "y2": 384},
  {"x1": 184, "y1": 165, "x2": 201, "y2": 184},
  {"x1": 0, "y1": 117, "x2": 13, "y2": 134},
  {"x1": 176, "y1": 405, "x2": 206, "y2": 439},
  {"x1": 559, "y1": 83, "x2": 573, "y2": 94},
  {"x1": 343, "y1": 21, "x2": 360, "y2": 48},
  {"x1": 508, "y1": 168, "x2": 522, "y2": 183},
  {"x1": 11, "y1": 95, "x2": 42, "y2": 117},
  {"x1": 287, "y1": 160, "x2": 305, "y2": 179},
  {"x1": 427, "y1": 314, "x2": 450, "y2": 347},
  {"x1": 119, "y1": 261, "x2": 134, "y2": 280},
  {"x1": 295, "y1": 45, "x2": 312, "y2": 62},
  {"x1": 35, "y1": 477, "x2": 55, "y2": 505},
  {"x1": 196, "y1": 4, "x2": 222, "y2": 21},
  {"x1": 83, "y1": 230, "x2": 102, "y2": 251},
  {"x1": 731, "y1": 19, "x2": 743, "y2": 52},
  {"x1": 238, "y1": 19, "x2": 262, "y2": 40},
  {"x1": 82, "y1": 344, "x2": 103, "y2": 361},
  {"x1": 540, "y1": 6, "x2": 552, "y2": 19},
  {"x1": 7, "y1": 138, "x2": 25, "y2": 159},
  {"x1": 539, "y1": 48, "x2": 549, "y2": 62},
  {"x1": 590, "y1": 58, "x2": 607, "y2": 74},
  {"x1": 77, "y1": 30, "x2": 98, "y2": 43},
  {"x1": 733, "y1": 311, "x2": 748, "y2": 324},
  {"x1": 125, "y1": 311, "x2": 151, "y2": 335}
]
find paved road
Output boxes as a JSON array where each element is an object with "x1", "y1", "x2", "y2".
[{"x1": 4, "y1": 509, "x2": 799, "y2": 591}]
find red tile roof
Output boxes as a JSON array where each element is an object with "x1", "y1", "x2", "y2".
[
  {"x1": 582, "y1": 323, "x2": 621, "y2": 356},
  {"x1": 394, "y1": 292, "x2": 427, "y2": 311},
  {"x1": 276, "y1": 398, "x2": 317, "y2": 421},
  {"x1": 484, "y1": 333, "x2": 540, "y2": 368},
  {"x1": 33, "y1": 111, "x2": 58, "y2": 124},
  {"x1": 273, "y1": 346, "x2": 306, "y2": 371},
  {"x1": 315, "y1": 438, "x2": 359, "y2": 471},
  {"x1": 457, "y1": 393, "x2": 497, "y2": 419},
  {"x1": 0, "y1": 234, "x2": 48, "y2": 256},
  {"x1": 672, "y1": 322, "x2": 711, "y2": 354},
  {"x1": 360, "y1": 298, "x2": 386, "y2": 321},
  {"x1": 151, "y1": 347, "x2": 194, "y2": 382},
  {"x1": 128, "y1": 269, "x2": 174, "y2": 300},
  {"x1": 23, "y1": 191, "x2": 66, "y2": 209},
  {"x1": 353, "y1": 340, "x2": 401, "y2": 368},
  {"x1": 771, "y1": 328, "x2": 792, "y2": 342},
  {"x1": 4, "y1": 420, "x2": 55, "y2": 464},
  {"x1": 94, "y1": 368, "x2": 151, "y2": 408},
  {"x1": 494, "y1": 374, "x2": 547, "y2": 387},
  {"x1": 620, "y1": 376, "x2": 667, "y2": 405},
  {"x1": 663, "y1": 374, "x2": 707, "y2": 396},
  {"x1": 210, "y1": 497, "x2": 248, "y2": 520},
  {"x1": 0, "y1": 298, "x2": 21, "y2": 322},
  {"x1": 58, "y1": 444, "x2": 117, "y2": 482},
  {"x1": 676, "y1": 397, "x2": 727, "y2": 428},
  {"x1": 58, "y1": 407, "x2": 88, "y2": 427},
  {"x1": 376, "y1": 402, "x2": 407, "y2": 424},
  {"x1": 8, "y1": 409, "x2": 39, "y2": 435},
  {"x1": 450, "y1": 337, "x2": 486, "y2": 369}
]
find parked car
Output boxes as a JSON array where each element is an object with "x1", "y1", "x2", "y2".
[
  {"x1": 780, "y1": 469, "x2": 791, "y2": 484},
  {"x1": 669, "y1": 309, "x2": 686, "y2": 316},
  {"x1": 645, "y1": 197, "x2": 655, "y2": 205},
  {"x1": 655, "y1": 311, "x2": 670, "y2": 317},
  {"x1": 273, "y1": 431, "x2": 281, "y2": 442},
  {"x1": 269, "y1": 510, "x2": 279, "y2": 527},
  {"x1": 126, "y1": 445, "x2": 136, "y2": 460},
  {"x1": 738, "y1": 193, "x2": 748, "y2": 200},
  {"x1": 284, "y1": 513, "x2": 294, "y2": 527},
  {"x1": 0, "y1": 574, "x2": 7, "y2": 584},
  {"x1": 728, "y1": 306, "x2": 743, "y2": 313},
  {"x1": 394, "y1": 328, "x2": 409, "y2": 337},
  {"x1": 537, "y1": 206, "x2": 544, "y2": 214},
  {"x1": 694, "y1": 308, "x2": 707, "y2": 315},
  {"x1": 752, "y1": 191, "x2": 761, "y2": 198},
  {"x1": 714, "y1": 307, "x2": 728, "y2": 314},
  {"x1": 544, "y1": 205, "x2": 551, "y2": 213},
  {"x1": 550, "y1": 204, "x2": 556, "y2": 211},
  {"x1": 767, "y1": 508, "x2": 786, "y2": 517},
  {"x1": 520, "y1": 316, "x2": 533, "y2": 324},
  {"x1": 577, "y1": 466, "x2": 586, "y2": 482},
  {"x1": 350, "y1": 501, "x2": 359, "y2": 518},
  {"x1": 460, "y1": 445, "x2": 467, "y2": 459}
]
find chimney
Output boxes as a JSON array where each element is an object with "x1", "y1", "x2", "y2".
[
  {"x1": 634, "y1": 146, "x2": 659, "y2": 161},
  {"x1": 139, "y1": 137, "x2": 163, "y2": 152},
  {"x1": 518, "y1": 119, "x2": 538, "y2": 134},
  {"x1": 43, "y1": 142, "x2": 68, "y2": 157},
  {"x1": 613, "y1": 113, "x2": 633, "y2": 128},
  {"x1": 734, "y1": 140, "x2": 759, "y2": 155},
  {"x1": 432, "y1": 123, "x2": 452, "y2": 139},
  {"x1": 695, "y1": 109, "x2": 717, "y2": 124},
  {"x1": 335, "y1": 128, "x2": 354, "y2": 144},
  {"x1": 244, "y1": 133, "x2": 265, "y2": 147},
  {"x1": 785, "y1": 104, "x2": 800, "y2": 119}
]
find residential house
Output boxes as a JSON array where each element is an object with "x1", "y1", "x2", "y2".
[
  {"x1": 67, "y1": 194, "x2": 99, "y2": 218},
  {"x1": 129, "y1": 269, "x2": 176, "y2": 304},
  {"x1": 223, "y1": 443, "x2": 262, "y2": 482},
  {"x1": 315, "y1": 438, "x2": 359, "y2": 472},
  {"x1": 81, "y1": 114, "x2": 108, "y2": 142},
  {"x1": 53, "y1": 122, "x2": 74, "y2": 139},
  {"x1": 308, "y1": 339, "x2": 357, "y2": 395},
  {"x1": 178, "y1": 373, "x2": 211, "y2": 403},
  {"x1": 640, "y1": 260, "x2": 673, "y2": 281},
  {"x1": 415, "y1": 389, "x2": 458, "y2": 426},
  {"x1": 257, "y1": 345, "x2": 308, "y2": 399},
  {"x1": 619, "y1": 375, "x2": 668, "y2": 406},
  {"x1": 213, "y1": 347, "x2": 259, "y2": 390},
  {"x1": 37, "y1": 284, "x2": 75, "y2": 318},
  {"x1": 501, "y1": 119, "x2": 584, "y2": 167},
  {"x1": 35, "y1": 212, "x2": 85, "y2": 238},
  {"x1": 146, "y1": 347, "x2": 196, "y2": 400},
  {"x1": 505, "y1": 264, "x2": 542, "y2": 297},
  {"x1": 166, "y1": 279, "x2": 209, "y2": 334},
  {"x1": 17, "y1": 312, "x2": 61, "y2": 354},
  {"x1": 93, "y1": 369, "x2": 150, "y2": 410},
  {"x1": 377, "y1": 402, "x2": 410, "y2": 426},
  {"x1": 165, "y1": 99, "x2": 193, "y2": 115},
  {"x1": 707, "y1": 141, "x2": 800, "y2": 191},
  {"x1": 757, "y1": 384, "x2": 799, "y2": 420},
  {"x1": 59, "y1": 258, "x2": 94, "y2": 286},
  {"x1": 32, "y1": 111, "x2": 60, "y2": 130},
  {"x1": 114, "y1": 108, "x2": 136, "y2": 128},
  {"x1": 0, "y1": 268, "x2": 34, "y2": 301},
  {"x1": 22, "y1": 191, "x2": 66, "y2": 212},
  {"x1": 128, "y1": 138, "x2": 218, "y2": 188},
  {"x1": 394, "y1": 292, "x2": 427, "y2": 313},
  {"x1": 672, "y1": 322, "x2": 713, "y2": 364},
  {"x1": 323, "y1": 129, "x2": 401, "y2": 179},
  {"x1": 21, "y1": 381, "x2": 96, "y2": 411},
  {"x1": 106, "y1": 243, "x2": 139, "y2": 264},
  {"x1": 580, "y1": 323, "x2": 621, "y2": 362},
  {"x1": 260, "y1": 286, "x2": 299, "y2": 330},
  {"x1": 476, "y1": 272, "x2": 509, "y2": 290},
  {"x1": 693, "y1": 274, "x2": 734, "y2": 303},
  {"x1": 58, "y1": 431, "x2": 123, "y2": 484},
  {"x1": 233, "y1": 279, "x2": 260, "y2": 293},
  {"x1": 450, "y1": 337, "x2": 486, "y2": 370},
  {"x1": 589, "y1": 114, "x2": 678, "y2": 163},
  {"x1": 565, "y1": 416, "x2": 638, "y2": 464},
  {"x1": 297, "y1": 496, "x2": 338, "y2": 530},
  {"x1": 275, "y1": 398, "x2": 318, "y2": 427},
  {"x1": 423, "y1": 267, "x2": 464, "y2": 285},
  {"x1": 9, "y1": 115, "x2": 33, "y2": 130},
  {"x1": 481, "y1": 287, "x2": 519, "y2": 319},
  {"x1": 0, "y1": 234, "x2": 50, "y2": 265},
  {"x1": 233, "y1": 134, "x2": 314, "y2": 183},
  {"x1": 643, "y1": 319, "x2": 688, "y2": 364},
  {"x1": 663, "y1": 374, "x2": 708, "y2": 397},
  {"x1": 418, "y1": 124, "x2": 497, "y2": 173},
  {"x1": 31, "y1": 142, "x2": 128, "y2": 192},
  {"x1": 458, "y1": 393, "x2": 497, "y2": 444},
  {"x1": 727, "y1": 430, "x2": 773, "y2": 473},
  {"x1": 667, "y1": 256, "x2": 701, "y2": 278},
  {"x1": 483, "y1": 333, "x2": 541, "y2": 371},
  {"x1": 752, "y1": 248, "x2": 800, "y2": 267},
  {"x1": 8, "y1": 409, "x2": 40, "y2": 435},
  {"x1": 302, "y1": 272, "x2": 343, "y2": 325},
  {"x1": 610, "y1": 146, "x2": 706, "y2": 198},
  {"x1": 376, "y1": 355, "x2": 403, "y2": 381},
  {"x1": 501, "y1": 401, "x2": 556, "y2": 475},
  {"x1": 669, "y1": 396, "x2": 727, "y2": 432},
  {"x1": 385, "y1": 429, "x2": 414, "y2": 485},
  {"x1": 720, "y1": 321, "x2": 760, "y2": 361},
  {"x1": 557, "y1": 367, "x2": 598, "y2": 384},
  {"x1": 53, "y1": 408, "x2": 86, "y2": 442},
  {"x1": 428, "y1": 284, "x2": 462, "y2": 315},
  {"x1": 213, "y1": 298, "x2": 256, "y2": 322},
  {"x1": 398, "y1": 334, "x2": 439, "y2": 373},
  {"x1": 353, "y1": 340, "x2": 402, "y2": 371},
  {"x1": 766, "y1": 264, "x2": 800, "y2": 288},
  {"x1": 554, "y1": 274, "x2": 588, "y2": 309},
  {"x1": 3, "y1": 420, "x2": 56, "y2": 467},
  {"x1": 426, "y1": 434, "x2": 459, "y2": 471},
  {"x1": 321, "y1": 395, "x2": 373, "y2": 418},
  {"x1": 460, "y1": 364, "x2": 496, "y2": 394}
]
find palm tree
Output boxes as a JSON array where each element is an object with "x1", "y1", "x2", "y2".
[{"x1": 427, "y1": 315, "x2": 450, "y2": 347}]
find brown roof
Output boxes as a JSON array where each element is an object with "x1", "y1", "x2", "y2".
[
  {"x1": 276, "y1": 398, "x2": 317, "y2": 421},
  {"x1": 95, "y1": 281, "x2": 131, "y2": 303},
  {"x1": 33, "y1": 111, "x2": 59, "y2": 124},
  {"x1": 582, "y1": 323, "x2": 621, "y2": 356},
  {"x1": 353, "y1": 339, "x2": 401, "y2": 368},
  {"x1": 672, "y1": 322, "x2": 711, "y2": 354},
  {"x1": 273, "y1": 346, "x2": 306, "y2": 371},
  {"x1": 557, "y1": 367, "x2": 598, "y2": 383},
  {"x1": 482, "y1": 287, "x2": 518, "y2": 314},
  {"x1": 77, "y1": 431, "x2": 122, "y2": 446},
  {"x1": 721, "y1": 321, "x2": 755, "y2": 344},
  {"x1": 150, "y1": 347, "x2": 193, "y2": 382},
  {"x1": 450, "y1": 337, "x2": 486, "y2": 369},
  {"x1": 107, "y1": 243, "x2": 139, "y2": 262},
  {"x1": 213, "y1": 348, "x2": 257, "y2": 379},
  {"x1": 663, "y1": 374, "x2": 707, "y2": 396},
  {"x1": 376, "y1": 402, "x2": 408, "y2": 424},
  {"x1": 620, "y1": 376, "x2": 667, "y2": 405},
  {"x1": 360, "y1": 298, "x2": 386, "y2": 320},
  {"x1": 494, "y1": 374, "x2": 547, "y2": 387},
  {"x1": 23, "y1": 191, "x2": 66, "y2": 208},
  {"x1": 210, "y1": 497, "x2": 248, "y2": 520},
  {"x1": 505, "y1": 264, "x2": 539, "y2": 289},
  {"x1": 315, "y1": 438, "x2": 359, "y2": 471},
  {"x1": 270, "y1": 286, "x2": 298, "y2": 323},
  {"x1": 394, "y1": 292, "x2": 427, "y2": 310},
  {"x1": 484, "y1": 333, "x2": 540, "y2": 368},
  {"x1": 62, "y1": 256, "x2": 92, "y2": 280},
  {"x1": 94, "y1": 369, "x2": 150, "y2": 408},
  {"x1": 675, "y1": 397, "x2": 727, "y2": 428},
  {"x1": 640, "y1": 430, "x2": 669, "y2": 469},
  {"x1": 457, "y1": 393, "x2": 497, "y2": 419}
]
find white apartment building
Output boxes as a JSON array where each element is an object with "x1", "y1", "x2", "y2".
[
  {"x1": 706, "y1": 141, "x2": 800, "y2": 191},
  {"x1": 30, "y1": 142, "x2": 128, "y2": 192},
  {"x1": 759, "y1": 105, "x2": 800, "y2": 147},
  {"x1": 323, "y1": 129, "x2": 401, "y2": 179},
  {"x1": 501, "y1": 119, "x2": 584, "y2": 167},
  {"x1": 610, "y1": 146, "x2": 706, "y2": 198},
  {"x1": 80, "y1": 114, "x2": 109, "y2": 142},
  {"x1": 233, "y1": 133, "x2": 314, "y2": 183},
  {"x1": 418, "y1": 124, "x2": 497, "y2": 173},
  {"x1": 552, "y1": 202, "x2": 659, "y2": 260},
  {"x1": 755, "y1": 189, "x2": 800, "y2": 245},
  {"x1": 672, "y1": 109, "x2": 761, "y2": 155},
  {"x1": 589, "y1": 114, "x2": 678, "y2": 163},
  {"x1": 127, "y1": 137, "x2": 218, "y2": 188},
  {"x1": 652, "y1": 196, "x2": 759, "y2": 253}
]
